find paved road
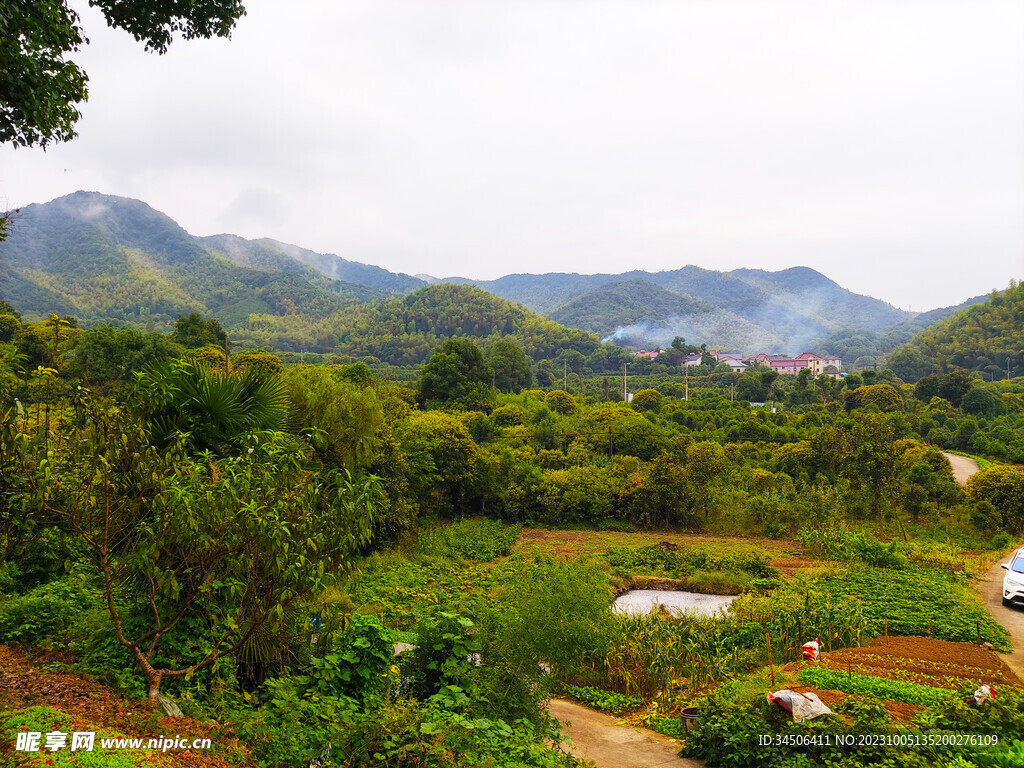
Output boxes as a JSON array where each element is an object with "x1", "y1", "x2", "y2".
[
  {"x1": 980, "y1": 559, "x2": 1024, "y2": 684},
  {"x1": 549, "y1": 698, "x2": 703, "y2": 768},
  {"x1": 942, "y1": 452, "x2": 980, "y2": 486},
  {"x1": 949, "y1": 453, "x2": 1024, "y2": 683}
]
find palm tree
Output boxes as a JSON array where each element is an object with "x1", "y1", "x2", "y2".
[{"x1": 133, "y1": 358, "x2": 287, "y2": 454}]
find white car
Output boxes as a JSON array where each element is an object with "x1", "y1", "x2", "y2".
[{"x1": 1002, "y1": 547, "x2": 1024, "y2": 607}]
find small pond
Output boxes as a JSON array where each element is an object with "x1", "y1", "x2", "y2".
[{"x1": 613, "y1": 590, "x2": 736, "y2": 618}]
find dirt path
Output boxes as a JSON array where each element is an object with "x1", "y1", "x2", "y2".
[
  {"x1": 548, "y1": 698, "x2": 702, "y2": 768},
  {"x1": 980, "y1": 561, "x2": 1024, "y2": 684},
  {"x1": 942, "y1": 452, "x2": 980, "y2": 485}
]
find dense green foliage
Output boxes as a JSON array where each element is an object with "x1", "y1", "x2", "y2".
[
  {"x1": 2, "y1": 289, "x2": 1023, "y2": 767},
  {"x1": 815, "y1": 570, "x2": 1008, "y2": 650},
  {"x1": 889, "y1": 282, "x2": 1024, "y2": 382}
]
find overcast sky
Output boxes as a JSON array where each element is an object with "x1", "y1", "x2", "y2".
[{"x1": 2, "y1": 0, "x2": 1023, "y2": 311}]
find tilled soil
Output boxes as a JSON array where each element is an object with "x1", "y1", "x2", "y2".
[
  {"x1": 787, "y1": 685, "x2": 925, "y2": 725},
  {"x1": 820, "y1": 636, "x2": 1019, "y2": 689}
]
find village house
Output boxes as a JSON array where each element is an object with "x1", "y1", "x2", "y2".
[{"x1": 753, "y1": 352, "x2": 843, "y2": 378}]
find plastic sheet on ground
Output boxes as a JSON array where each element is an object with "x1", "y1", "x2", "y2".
[{"x1": 767, "y1": 689, "x2": 834, "y2": 723}]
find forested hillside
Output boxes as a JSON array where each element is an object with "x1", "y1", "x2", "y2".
[
  {"x1": 0, "y1": 191, "x2": 994, "y2": 360},
  {"x1": 203, "y1": 234, "x2": 426, "y2": 294},
  {"x1": 886, "y1": 282, "x2": 1024, "y2": 382},
  {"x1": 251, "y1": 283, "x2": 602, "y2": 363},
  {"x1": 0, "y1": 192, "x2": 378, "y2": 328},
  {"x1": 548, "y1": 279, "x2": 715, "y2": 332},
  {"x1": 550, "y1": 279, "x2": 786, "y2": 351},
  {"x1": 815, "y1": 293, "x2": 989, "y2": 369},
  {"x1": 465, "y1": 265, "x2": 912, "y2": 353},
  {"x1": 0, "y1": 194, "x2": 598, "y2": 362}
]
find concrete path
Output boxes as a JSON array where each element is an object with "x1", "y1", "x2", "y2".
[
  {"x1": 942, "y1": 452, "x2": 980, "y2": 486},
  {"x1": 549, "y1": 698, "x2": 703, "y2": 768},
  {"x1": 980, "y1": 559, "x2": 1024, "y2": 684}
]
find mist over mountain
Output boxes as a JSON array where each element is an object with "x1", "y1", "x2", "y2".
[
  {"x1": 202, "y1": 234, "x2": 427, "y2": 295},
  {"x1": 0, "y1": 192, "x2": 980, "y2": 357},
  {"x1": 447, "y1": 265, "x2": 910, "y2": 354},
  {"x1": 0, "y1": 192, "x2": 381, "y2": 330}
]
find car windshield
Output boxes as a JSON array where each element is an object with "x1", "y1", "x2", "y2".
[{"x1": 1013, "y1": 557, "x2": 1024, "y2": 574}]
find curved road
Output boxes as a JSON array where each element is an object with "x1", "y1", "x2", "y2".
[
  {"x1": 942, "y1": 452, "x2": 1024, "y2": 682},
  {"x1": 980, "y1": 561, "x2": 1024, "y2": 683},
  {"x1": 942, "y1": 452, "x2": 980, "y2": 485}
]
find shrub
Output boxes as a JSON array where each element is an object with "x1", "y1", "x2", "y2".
[
  {"x1": 0, "y1": 579, "x2": 96, "y2": 645},
  {"x1": 563, "y1": 684, "x2": 643, "y2": 714},
  {"x1": 417, "y1": 519, "x2": 522, "y2": 562},
  {"x1": 965, "y1": 465, "x2": 1024, "y2": 533},
  {"x1": 544, "y1": 389, "x2": 577, "y2": 415},
  {"x1": 492, "y1": 405, "x2": 527, "y2": 426},
  {"x1": 631, "y1": 388, "x2": 663, "y2": 412}
]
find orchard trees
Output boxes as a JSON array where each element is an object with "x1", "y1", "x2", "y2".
[
  {"x1": 418, "y1": 338, "x2": 493, "y2": 405},
  {"x1": 486, "y1": 338, "x2": 533, "y2": 393},
  {"x1": 631, "y1": 388, "x2": 663, "y2": 413},
  {"x1": 966, "y1": 466, "x2": 1024, "y2": 533},
  {"x1": 5, "y1": 390, "x2": 381, "y2": 700}
]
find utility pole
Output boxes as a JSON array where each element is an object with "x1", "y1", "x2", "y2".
[{"x1": 684, "y1": 365, "x2": 689, "y2": 401}]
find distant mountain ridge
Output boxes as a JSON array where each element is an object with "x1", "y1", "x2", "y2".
[
  {"x1": 201, "y1": 234, "x2": 427, "y2": 295},
  {"x1": 441, "y1": 265, "x2": 910, "y2": 353},
  {"x1": 0, "y1": 192, "x2": 379, "y2": 331},
  {"x1": 0, "y1": 191, "x2": 981, "y2": 356}
]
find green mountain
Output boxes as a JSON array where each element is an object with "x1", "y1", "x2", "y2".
[
  {"x1": 885, "y1": 283, "x2": 1024, "y2": 381},
  {"x1": 547, "y1": 278, "x2": 784, "y2": 351},
  {"x1": 1, "y1": 191, "x2": 989, "y2": 362},
  {"x1": 201, "y1": 234, "x2": 426, "y2": 295},
  {"x1": 250, "y1": 282, "x2": 602, "y2": 364},
  {"x1": 549, "y1": 279, "x2": 713, "y2": 333},
  {"x1": 815, "y1": 293, "x2": 989, "y2": 368},
  {"x1": 0, "y1": 192, "x2": 601, "y2": 364},
  {"x1": 446, "y1": 265, "x2": 912, "y2": 354},
  {"x1": 0, "y1": 192, "x2": 379, "y2": 330}
]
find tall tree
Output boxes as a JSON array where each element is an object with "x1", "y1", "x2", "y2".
[
  {"x1": 171, "y1": 312, "x2": 228, "y2": 350},
  {"x1": 418, "y1": 338, "x2": 493, "y2": 404},
  {"x1": 486, "y1": 338, "x2": 533, "y2": 393}
]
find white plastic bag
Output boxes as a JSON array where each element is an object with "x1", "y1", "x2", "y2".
[{"x1": 767, "y1": 689, "x2": 833, "y2": 723}]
